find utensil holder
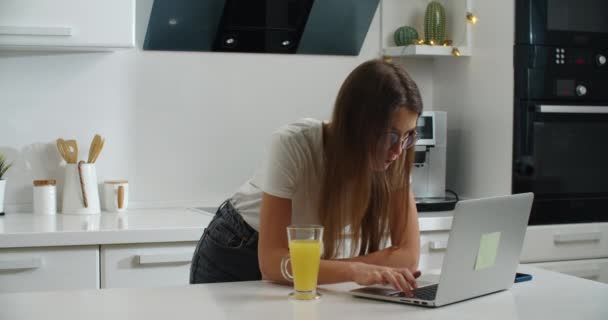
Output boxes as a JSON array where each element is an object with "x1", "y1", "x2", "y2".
[{"x1": 61, "y1": 163, "x2": 100, "y2": 215}]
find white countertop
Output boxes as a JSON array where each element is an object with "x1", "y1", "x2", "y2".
[
  {"x1": 0, "y1": 209, "x2": 453, "y2": 248},
  {"x1": 0, "y1": 266, "x2": 606, "y2": 320},
  {"x1": 0, "y1": 208, "x2": 214, "y2": 248}
]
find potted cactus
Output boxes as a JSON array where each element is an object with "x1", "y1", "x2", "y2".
[
  {"x1": 424, "y1": 1, "x2": 446, "y2": 44},
  {"x1": 0, "y1": 153, "x2": 13, "y2": 216}
]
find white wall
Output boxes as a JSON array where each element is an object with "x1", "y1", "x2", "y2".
[
  {"x1": 433, "y1": 0, "x2": 514, "y2": 198},
  {"x1": 0, "y1": 7, "x2": 436, "y2": 211}
]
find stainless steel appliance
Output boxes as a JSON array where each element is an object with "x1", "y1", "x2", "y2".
[
  {"x1": 412, "y1": 111, "x2": 456, "y2": 212},
  {"x1": 514, "y1": 0, "x2": 608, "y2": 225}
]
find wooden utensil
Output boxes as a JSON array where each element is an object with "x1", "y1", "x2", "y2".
[
  {"x1": 87, "y1": 134, "x2": 103, "y2": 163},
  {"x1": 64, "y1": 140, "x2": 78, "y2": 164},
  {"x1": 90, "y1": 135, "x2": 104, "y2": 163},
  {"x1": 56, "y1": 139, "x2": 69, "y2": 163},
  {"x1": 77, "y1": 161, "x2": 88, "y2": 208}
]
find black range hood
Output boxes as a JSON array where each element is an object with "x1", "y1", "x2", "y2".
[{"x1": 143, "y1": 0, "x2": 380, "y2": 55}]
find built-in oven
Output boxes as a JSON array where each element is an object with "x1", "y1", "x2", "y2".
[
  {"x1": 513, "y1": 101, "x2": 608, "y2": 225},
  {"x1": 516, "y1": 0, "x2": 608, "y2": 47},
  {"x1": 514, "y1": 4, "x2": 608, "y2": 224}
]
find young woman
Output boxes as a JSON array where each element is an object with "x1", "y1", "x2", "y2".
[{"x1": 190, "y1": 59, "x2": 423, "y2": 296}]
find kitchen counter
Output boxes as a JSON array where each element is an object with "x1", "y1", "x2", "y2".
[
  {"x1": 0, "y1": 209, "x2": 453, "y2": 248},
  {"x1": 0, "y1": 208, "x2": 214, "y2": 248},
  {"x1": 0, "y1": 266, "x2": 606, "y2": 320}
]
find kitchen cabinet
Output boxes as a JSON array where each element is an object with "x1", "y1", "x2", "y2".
[
  {"x1": 100, "y1": 242, "x2": 197, "y2": 289},
  {"x1": 412, "y1": 223, "x2": 608, "y2": 283},
  {"x1": 0, "y1": 0, "x2": 135, "y2": 51},
  {"x1": 2, "y1": 210, "x2": 605, "y2": 293},
  {"x1": 520, "y1": 223, "x2": 608, "y2": 284},
  {"x1": 520, "y1": 223, "x2": 608, "y2": 263},
  {"x1": 0, "y1": 209, "x2": 210, "y2": 293},
  {"x1": 0, "y1": 246, "x2": 99, "y2": 293},
  {"x1": 529, "y1": 258, "x2": 608, "y2": 284},
  {"x1": 419, "y1": 230, "x2": 450, "y2": 270}
]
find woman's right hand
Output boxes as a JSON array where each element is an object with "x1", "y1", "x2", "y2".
[{"x1": 349, "y1": 262, "x2": 421, "y2": 297}]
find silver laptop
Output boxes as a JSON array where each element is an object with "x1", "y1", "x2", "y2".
[{"x1": 350, "y1": 193, "x2": 534, "y2": 307}]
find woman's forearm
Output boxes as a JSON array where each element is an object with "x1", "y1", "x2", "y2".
[
  {"x1": 260, "y1": 249, "x2": 355, "y2": 285},
  {"x1": 317, "y1": 260, "x2": 355, "y2": 284},
  {"x1": 260, "y1": 248, "x2": 417, "y2": 286},
  {"x1": 340, "y1": 246, "x2": 419, "y2": 271},
  {"x1": 259, "y1": 248, "x2": 291, "y2": 284}
]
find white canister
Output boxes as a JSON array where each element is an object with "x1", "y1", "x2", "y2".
[
  {"x1": 62, "y1": 163, "x2": 101, "y2": 215},
  {"x1": 103, "y1": 180, "x2": 129, "y2": 213},
  {"x1": 33, "y1": 180, "x2": 57, "y2": 215}
]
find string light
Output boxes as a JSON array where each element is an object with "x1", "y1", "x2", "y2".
[
  {"x1": 451, "y1": 47, "x2": 461, "y2": 56},
  {"x1": 466, "y1": 12, "x2": 478, "y2": 24}
]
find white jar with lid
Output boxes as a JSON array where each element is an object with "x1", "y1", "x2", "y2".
[{"x1": 33, "y1": 180, "x2": 57, "y2": 215}]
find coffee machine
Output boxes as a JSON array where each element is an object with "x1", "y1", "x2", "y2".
[{"x1": 411, "y1": 111, "x2": 457, "y2": 211}]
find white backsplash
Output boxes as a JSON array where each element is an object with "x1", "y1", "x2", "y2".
[{"x1": 0, "y1": 9, "x2": 436, "y2": 212}]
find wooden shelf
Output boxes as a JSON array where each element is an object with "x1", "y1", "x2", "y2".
[{"x1": 383, "y1": 45, "x2": 471, "y2": 58}]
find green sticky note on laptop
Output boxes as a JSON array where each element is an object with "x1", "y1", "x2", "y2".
[{"x1": 475, "y1": 231, "x2": 501, "y2": 270}]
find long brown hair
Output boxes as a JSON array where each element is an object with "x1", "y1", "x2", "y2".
[{"x1": 319, "y1": 59, "x2": 423, "y2": 258}]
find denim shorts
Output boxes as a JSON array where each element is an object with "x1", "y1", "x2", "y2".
[{"x1": 189, "y1": 200, "x2": 262, "y2": 284}]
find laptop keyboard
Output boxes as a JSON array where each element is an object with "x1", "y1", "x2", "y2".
[{"x1": 390, "y1": 284, "x2": 438, "y2": 301}]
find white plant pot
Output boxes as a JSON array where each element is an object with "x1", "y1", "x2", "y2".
[{"x1": 0, "y1": 179, "x2": 6, "y2": 215}]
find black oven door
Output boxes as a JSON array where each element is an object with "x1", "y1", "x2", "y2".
[
  {"x1": 513, "y1": 101, "x2": 608, "y2": 225},
  {"x1": 516, "y1": 0, "x2": 608, "y2": 46}
]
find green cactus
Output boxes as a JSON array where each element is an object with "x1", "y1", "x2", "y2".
[
  {"x1": 394, "y1": 26, "x2": 419, "y2": 46},
  {"x1": 424, "y1": 1, "x2": 446, "y2": 44}
]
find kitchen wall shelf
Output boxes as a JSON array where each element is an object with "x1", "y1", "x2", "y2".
[
  {"x1": 380, "y1": 0, "x2": 473, "y2": 58},
  {"x1": 383, "y1": 44, "x2": 471, "y2": 57}
]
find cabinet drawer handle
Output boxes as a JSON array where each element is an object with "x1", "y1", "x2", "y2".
[
  {"x1": 0, "y1": 26, "x2": 72, "y2": 36},
  {"x1": 0, "y1": 258, "x2": 43, "y2": 270},
  {"x1": 137, "y1": 253, "x2": 192, "y2": 265},
  {"x1": 429, "y1": 240, "x2": 448, "y2": 251},
  {"x1": 553, "y1": 232, "x2": 601, "y2": 244}
]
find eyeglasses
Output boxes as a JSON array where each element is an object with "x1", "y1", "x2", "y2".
[{"x1": 379, "y1": 130, "x2": 419, "y2": 152}]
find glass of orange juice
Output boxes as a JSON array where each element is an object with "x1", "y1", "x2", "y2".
[{"x1": 280, "y1": 225, "x2": 323, "y2": 300}]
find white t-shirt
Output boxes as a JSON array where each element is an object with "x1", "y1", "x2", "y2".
[{"x1": 231, "y1": 118, "x2": 325, "y2": 231}]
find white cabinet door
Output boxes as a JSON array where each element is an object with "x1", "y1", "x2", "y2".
[
  {"x1": 0, "y1": 246, "x2": 99, "y2": 293},
  {"x1": 419, "y1": 230, "x2": 450, "y2": 271},
  {"x1": 101, "y1": 242, "x2": 197, "y2": 289},
  {"x1": 520, "y1": 223, "x2": 608, "y2": 263},
  {"x1": 0, "y1": 0, "x2": 135, "y2": 50},
  {"x1": 529, "y1": 258, "x2": 608, "y2": 284}
]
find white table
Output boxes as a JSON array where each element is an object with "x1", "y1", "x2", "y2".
[{"x1": 0, "y1": 266, "x2": 606, "y2": 320}]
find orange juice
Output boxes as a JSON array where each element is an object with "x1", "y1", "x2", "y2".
[{"x1": 289, "y1": 239, "x2": 321, "y2": 293}]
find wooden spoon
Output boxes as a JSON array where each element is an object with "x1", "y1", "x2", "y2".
[
  {"x1": 90, "y1": 136, "x2": 104, "y2": 163},
  {"x1": 64, "y1": 140, "x2": 78, "y2": 164},
  {"x1": 88, "y1": 134, "x2": 103, "y2": 163},
  {"x1": 56, "y1": 139, "x2": 69, "y2": 163}
]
